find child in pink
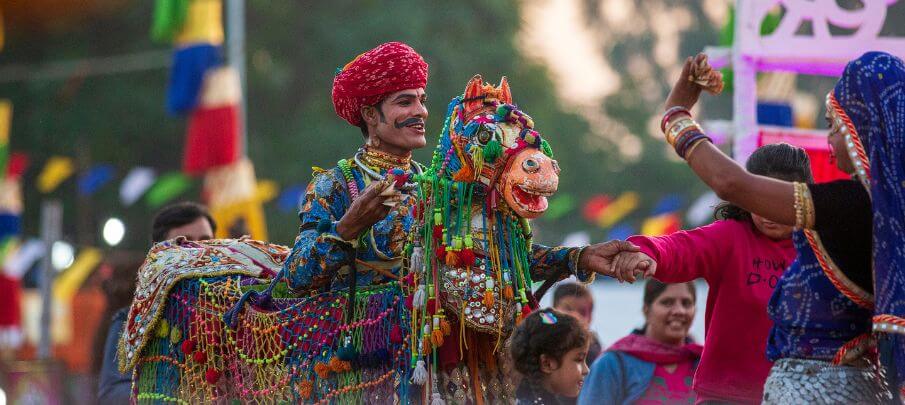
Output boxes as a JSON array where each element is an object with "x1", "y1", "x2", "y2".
[{"x1": 615, "y1": 144, "x2": 810, "y2": 404}]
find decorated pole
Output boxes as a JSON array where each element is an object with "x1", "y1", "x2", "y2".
[{"x1": 226, "y1": 0, "x2": 246, "y2": 156}]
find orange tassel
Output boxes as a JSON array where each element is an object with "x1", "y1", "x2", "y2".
[
  {"x1": 453, "y1": 165, "x2": 475, "y2": 182},
  {"x1": 483, "y1": 290, "x2": 494, "y2": 307},
  {"x1": 314, "y1": 362, "x2": 331, "y2": 379},
  {"x1": 503, "y1": 285, "x2": 514, "y2": 300},
  {"x1": 431, "y1": 329, "x2": 445, "y2": 347},
  {"x1": 329, "y1": 356, "x2": 351, "y2": 373},
  {"x1": 422, "y1": 338, "x2": 432, "y2": 355},
  {"x1": 445, "y1": 250, "x2": 460, "y2": 267},
  {"x1": 440, "y1": 318, "x2": 452, "y2": 336},
  {"x1": 299, "y1": 381, "x2": 313, "y2": 399}
]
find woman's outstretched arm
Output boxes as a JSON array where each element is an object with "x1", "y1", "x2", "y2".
[{"x1": 666, "y1": 54, "x2": 797, "y2": 226}]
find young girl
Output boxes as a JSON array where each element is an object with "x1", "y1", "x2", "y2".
[
  {"x1": 510, "y1": 308, "x2": 590, "y2": 405},
  {"x1": 608, "y1": 143, "x2": 807, "y2": 404}
]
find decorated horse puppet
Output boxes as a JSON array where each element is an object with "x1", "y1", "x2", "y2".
[
  {"x1": 403, "y1": 75, "x2": 586, "y2": 404},
  {"x1": 119, "y1": 76, "x2": 591, "y2": 404}
]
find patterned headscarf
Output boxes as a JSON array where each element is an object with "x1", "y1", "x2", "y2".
[
  {"x1": 833, "y1": 51, "x2": 905, "y2": 389},
  {"x1": 332, "y1": 42, "x2": 428, "y2": 127}
]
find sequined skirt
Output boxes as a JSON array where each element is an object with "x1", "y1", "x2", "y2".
[{"x1": 762, "y1": 358, "x2": 892, "y2": 404}]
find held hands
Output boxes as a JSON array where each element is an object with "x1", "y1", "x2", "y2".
[
  {"x1": 611, "y1": 251, "x2": 657, "y2": 283},
  {"x1": 578, "y1": 240, "x2": 648, "y2": 277},
  {"x1": 336, "y1": 174, "x2": 401, "y2": 240},
  {"x1": 665, "y1": 53, "x2": 723, "y2": 112}
]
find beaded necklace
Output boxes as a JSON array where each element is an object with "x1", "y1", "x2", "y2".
[{"x1": 362, "y1": 146, "x2": 412, "y2": 171}]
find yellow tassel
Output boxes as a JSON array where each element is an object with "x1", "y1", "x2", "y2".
[
  {"x1": 503, "y1": 285, "x2": 514, "y2": 300},
  {"x1": 483, "y1": 290, "x2": 494, "y2": 307},
  {"x1": 431, "y1": 329, "x2": 445, "y2": 347}
]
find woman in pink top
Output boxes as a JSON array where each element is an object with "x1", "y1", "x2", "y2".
[{"x1": 609, "y1": 143, "x2": 809, "y2": 404}]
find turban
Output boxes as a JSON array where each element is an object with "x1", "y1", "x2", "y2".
[{"x1": 332, "y1": 42, "x2": 429, "y2": 127}]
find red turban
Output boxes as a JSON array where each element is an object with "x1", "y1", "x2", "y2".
[{"x1": 332, "y1": 42, "x2": 429, "y2": 127}]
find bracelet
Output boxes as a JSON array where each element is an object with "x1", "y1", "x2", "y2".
[
  {"x1": 682, "y1": 137, "x2": 710, "y2": 160},
  {"x1": 792, "y1": 182, "x2": 815, "y2": 229},
  {"x1": 661, "y1": 106, "x2": 691, "y2": 132},
  {"x1": 665, "y1": 117, "x2": 699, "y2": 146},
  {"x1": 675, "y1": 131, "x2": 711, "y2": 158}
]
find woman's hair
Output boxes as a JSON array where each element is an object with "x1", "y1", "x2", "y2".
[
  {"x1": 510, "y1": 308, "x2": 589, "y2": 382},
  {"x1": 643, "y1": 279, "x2": 696, "y2": 307},
  {"x1": 714, "y1": 143, "x2": 814, "y2": 222}
]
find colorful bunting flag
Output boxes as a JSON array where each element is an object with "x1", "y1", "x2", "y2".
[
  {"x1": 0, "y1": 100, "x2": 11, "y2": 174},
  {"x1": 37, "y1": 156, "x2": 75, "y2": 193},
  {"x1": 174, "y1": 0, "x2": 224, "y2": 46},
  {"x1": 77, "y1": 164, "x2": 115, "y2": 196},
  {"x1": 607, "y1": 222, "x2": 636, "y2": 241},
  {"x1": 545, "y1": 194, "x2": 575, "y2": 221},
  {"x1": 145, "y1": 172, "x2": 192, "y2": 208},
  {"x1": 686, "y1": 192, "x2": 721, "y2": 226},
  {"x1": 255, "y1": 179, "x2": 279, "y2": 203},
  {"x1": 597, "y1": 192, "x2": 639, "y2": 228},
  {"x1": 3, "y1": 239, "x2": 45, "y2": 279},
  {"x1": 276, "y1": 184, "x2": 305, "y2": 213},
  {"x1": 120, "y1": 167, "x2": 157, "y2": 206},
  {"x1": 581, "y1": 194, "x2": 611, "y2": 222},
  {"x1": 651, "y1": 194, "x2": 683, "y2": 216},
  {"x1": 641, "y1": 213, "x2": 681, "y2": 236},
  {"x1": 6, "y1": 152, "x2": 28, "y2": 179},
  {"x1": 52, "y1": 247, "x2": 103, "y2": 302}
]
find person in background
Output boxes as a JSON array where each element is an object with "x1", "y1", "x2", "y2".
[
  {"x1": 609, "y1": 143, "x2": 806, "y2": 404},
  {"x1": 553, "y1": 282, "x2": 603, "y2": 364},
  {"x1": 96, "y1": 202, "x2": 216, "y2": 403},
  {"x1": 510, "y1": 308, "x2": 591, "y2": 405},
  {"x1": 579, "y1": 280, "x2": 701, "y2": 405}
]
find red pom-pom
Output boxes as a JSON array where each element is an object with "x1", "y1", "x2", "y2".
[
  {"x1": 402, "y1": 273, "x2": 416, "y2": 286},
  {"x1": 427, "y1": 298, "x2": 437, "y2": 315},
  {"x1": 181, "y1": 339, "x2": 196, "y2": 354},
  {"x1": 434, "y1": 246, "x2": 447, "y2": 262},
  {"x1": 193, "y1": 350, "x2": 207, "y2": 363},
  {"x1": 433, "y1": 225, "x2": 443, "y2": 240},
  {"x1": 390, "y1": 324, "x2": 403, "y2": 344},
  {"x1": 458, "y1": 249, "x2": 476, "y2": 266},
  {"x1": 205, "y1": 367, "x2": 221, "y2": 384},
  {"x1": 521, "y1": 304, "x2": 532, "y2": 318}
]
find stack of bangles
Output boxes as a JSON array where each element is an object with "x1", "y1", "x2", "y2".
[{"x1": 661, "y1": 106, "x2": 713, "y2": 159}]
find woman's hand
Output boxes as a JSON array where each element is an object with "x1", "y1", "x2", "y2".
[
  {"x1": 665, "y1": 53, "x2": 723, "y2": 112},
  {"x1": 611, "y1": 251, "x2": 656, "y2": 283},
  {"x1": 336, "y1": 176, "x2": 397, "y2": 240}
]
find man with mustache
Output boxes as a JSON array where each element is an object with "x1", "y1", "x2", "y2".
[{"x1": 283, "y1": 42, "x2": 636, "y2": 294}]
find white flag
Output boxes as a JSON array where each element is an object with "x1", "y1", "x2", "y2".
[
  {"x1": 120, "y1": 167, "x2": 157, "y2": 206},
  {"x1": 3, "y1": 239, "x2": 45, "y2": 279}
]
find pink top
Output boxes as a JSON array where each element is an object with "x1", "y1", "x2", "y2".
[
  {"x1": 628, "y1": 220, "x2": 795, "y2": 404},
  {"x1": 635, "y1": 362, "x2": 696, "y2": 405}
]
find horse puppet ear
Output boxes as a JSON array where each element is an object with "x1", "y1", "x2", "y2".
[
  {"x1": 463, "y1": 75, "x2": 486, "y2": 117},
  {"x1": 498, "y1": 77, "x2": 512, "y2": 104}
]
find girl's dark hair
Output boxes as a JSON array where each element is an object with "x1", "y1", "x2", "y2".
[
  {"x1": 714, "y1": 143, "x2": 814, "y2": 222},
  {"x1": 510, "y1": 308, "x2": 589, "y2": 382},
  {"x1": 552, "y1": 282, "x2": 592, "y2": 307},
  {"x1": 643, "y1": 279, "x2": 696, "y2": 307},
  {"x1": 151, "y1": 202, "x2": 217, "y2": 243}
]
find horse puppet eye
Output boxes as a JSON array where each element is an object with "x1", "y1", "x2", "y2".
[
  {"x1": 522, "y1": 158, "x2": 540, "y2": 173},
  {"x1": 477, "y1": 126, "x2": 494, "y2": 145}
]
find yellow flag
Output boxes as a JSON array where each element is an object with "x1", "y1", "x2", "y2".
[
  {"x1": 174, "y1": 0, "x2": 224, "y2": 46},
  {"x1": 597, "y1": 192, "x2": 640, "y2": 228},
  {"x1": 255, "y1": 179, "x2": 279, "y2": 204},
  {"x1": 53, "y1": 247, "x2": 103, "y2": 302},
  {"x1": 0, "y1": 100, "x2": 11, "y2": 145},
  {"x1": 37, "y1": 156, "x2": 75, "y2": 193}
]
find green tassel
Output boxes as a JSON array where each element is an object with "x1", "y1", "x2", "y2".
[
  {"x1": 540, "y1": 139, "x2": 554, "y2": 159},
  {"x1": 484, "y1": 140, "x2": 503, "y2": 163}
]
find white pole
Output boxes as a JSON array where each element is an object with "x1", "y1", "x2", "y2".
[
  {"x1": 732, "y1": 0, "x2": 759, "y2": 163},
  {"x1": 38, "y1": 200, "x2": 62, "y2": 360},
  {"x1": 227, "y1": 0, "x2": 247, "y2": 157}
]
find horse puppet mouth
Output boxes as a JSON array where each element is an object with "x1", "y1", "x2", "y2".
[{"x1": 510, "y1": 184, "x2": 553, "y2": 214}]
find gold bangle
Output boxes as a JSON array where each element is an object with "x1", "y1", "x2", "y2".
[
  {"x1": 665, "y1": 117, "x2": 697, "y2": 146},
  {"x1": 792, "y1": 182, "x2": 815, "y2": 229},
  {"x1": 683, "y1": 138, "x2": 709, "y2": 160}
]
